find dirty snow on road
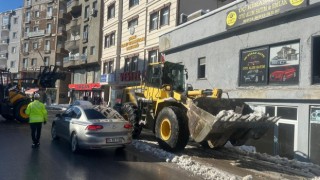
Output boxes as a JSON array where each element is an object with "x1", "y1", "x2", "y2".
[{"x1": 132, "y1": 140, "x2": 320, "y2": 180}]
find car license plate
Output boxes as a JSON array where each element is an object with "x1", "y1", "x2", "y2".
[{"x1": 106, "y1": 138, "x2": 121, "y2": 143}]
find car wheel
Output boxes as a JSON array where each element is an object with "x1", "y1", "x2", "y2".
[
  {"x1": 71, "y1": 133, "x2": 79, "y2": 153},
  {"x1": 51, "y1": 123, "x2": 60, "y2": 140},
  {"x1": 282, "y1": 75, "x2": 287, "y2": 81}
]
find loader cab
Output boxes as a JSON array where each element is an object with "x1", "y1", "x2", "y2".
[{"x1": 146, "y1": 62, "x2": 185, "y2": 92}]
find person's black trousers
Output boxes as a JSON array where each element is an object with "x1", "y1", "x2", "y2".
[{"x1": 30, "y1": 123, "x2": 42, "y2": 144}]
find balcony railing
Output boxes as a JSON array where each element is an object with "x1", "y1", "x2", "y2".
[
  {"x1": 0, "y1": 36, "x2": 9, "y2": 44},
  {"x1": 0, "y1": 53, "x2": 8, "y2": 59},
  {"x1": 0, "y1": 50, "x2": 8, "y2": 55},
  {"x1": 25, "y1": 30, "x2": 45, "y2": 38},
  {"x1": 25, "y1": 17, "x2": 31, "y2": 23},
  {"x1": 1, "y1": 25, "x2": 10, "y2": 31},
  {"x1": 63, "y1": 53, "x2": 87, "y2": 67},
  {"x1": 65, "y1": 39, "x2": 80, "y2": 50}
]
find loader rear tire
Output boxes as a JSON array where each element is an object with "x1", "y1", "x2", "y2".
[
  {"x1": 155, "y1": 106, "x2": 189, "y2": 152},
  {"x1": 121, "y1": 103, "x2": 142, "y2": 139},
  {"x1": 14, "y1": 100, "x2": 30, "y2": 123}
]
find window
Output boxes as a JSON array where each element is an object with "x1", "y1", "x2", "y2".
[
  {"x1": 33, "y1": 42, "x2": 38, "y2": 49},
  {"x1": 124, "y1": 56, "x2": 138, "y2": 72},
  {"x1": 149, "y1": 5, "x2": 170, "y2": 31},
  {"x1": 33, "y1": 26, "x2": 39, "y2": 32},
  {"x1": 93, "y1": 1, "x2": 97, "y2": 10},
  {"x1": 107, "y1": 3, "x2": 115, "y2": 19},
  {"x1": 14, "y1": 18, "x2": 18, "y2": 24},
  {"x1": 31, "y1": 58, "x2": 37, "y2": 66},
  {"x1": 12, "y1": 32, "x2": 17, "y2": 39},
  {"x1": 84, "y1": 6, "x2": 89, "y2": 19},
  {"x1": 23, "y1": 58, "x2": 28, "y2": 68},
  {"x1": 26, "y1": 11, "x2": 30, "y2": 21},
  {"x1": 104, "y1": 61, "x2": 114, "y2": 74},
  {"x1": 10, "y1": 61, "x2": 15, "y2": 68},
  {"x1": 129, "y1": 0, "x2": 139, "y2": 8},
  {"x1": 83, "y1": 25, "x2": 88, "y2": 40},
  {"x1": 47, "y1": 7, "x2": 52, "y2": 17},
  {"x1": 104, "y1": 32, "x2": 115, "y2": 48},
  {"x1": 46, "y1": 23, "x2": 51, "y2": 34},
  {"x1": 150, "y1": 12, "x2": 158, "y2": 30},
  {"x1": 83, "y1": 46, "x2": 87, "y2": 55},
  {"x1": 90, "y1": 46, "x2": 95, "y2": 55},
  {"x1": 312, "y1": 36, "x2": 320, "y2": 84},
  {"x1": 44, "y1": 57, "x2": 49, "y2": 66},
  {"x1": 148, "y1": 50, "x2": 159, "y2": 63},
  {"x1": 35, "y1": 11, "x2": 40, "y2": 18},
  {"x1": 11, "y1": 47, "x2": 16, "y2": 53},
  {"x1": 160, "y1": 6, "x2": 169, "y2": 26},
  {"x1": 198, "y1": 57, "x2": 206, "y2": 79},
  {"x1": 45, "y1": 40, "x2": 50, "y2": 51},
  {"x1": 25, "y1": 27, "x2": 30, "y2": 33},
  {"x1": 23, "y1": 42, "x2": 29, "y2": 52},
  {"x1": 128, "y1": 18, "x2": 138, "y2": 29}
]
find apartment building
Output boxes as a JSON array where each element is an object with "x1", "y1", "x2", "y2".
[
  {"x1": 0, "y1": 9, "x2": 22, "y2": 77},
  {"x1": 63, "y1": 0, "x2": 103, "y2": 104},
  {"x1": 21, "y1": 0, "x2": 70, "y2": 104},
  {"x1": 159, "y1": 0, "x2": 320, "y2": 164},
  {"x1": 102, "y1": 0, "x2": 226, "y2": 106}
]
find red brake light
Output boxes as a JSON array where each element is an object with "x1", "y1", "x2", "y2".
[
  {"x1": 86, "y1": 125, "x2": 103, "y2": 131},
  {"x1": 124, "y1": 123, "x2": 133, "y2": 129}
]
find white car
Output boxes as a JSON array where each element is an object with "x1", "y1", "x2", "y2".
[{"x1": 51, "y1": 105, "x2": 132, "y2": 153}]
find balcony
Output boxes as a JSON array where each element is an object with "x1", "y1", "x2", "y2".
[
  {"x1": 63, "y1": 53, "x2": 87, "y2": 67},
  {"x1": 67, "y1": 0, "x2": 81, "y2": 14},
  {"x1": 1, "y1": 25, "x2": 10, "y2": 31},
  {"x1": 67, "y1": 18, "x2": 80, "y2": 32},
  {"x1": 65, "y1": 39, "x2": 80, "y2": 51},
  {"x1": 25, "y1": 30, "x2": 45, "y2": 38},
  {"x1": 57, "y1": 27, "x2": 67, "y2": 38},
  {"x1": 58, "y1": 10, "x2": 69, "y2": 20},
  {"x1": 56, "y1": 44, "x2": 68, "y2": 54},
  {"x1": 24, "y1": 17, "x2": 31, "y2": 24},
  {"x1": 0, "y1": 36, "x2": 9, "y2": 46}
]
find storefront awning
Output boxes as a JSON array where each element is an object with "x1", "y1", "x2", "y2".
[
  {"x1": 68, "y1": 83, "x2": 101, "y2": 91},
  {"x1": 25, "y1": 88, "x2": 39, "y2": 94}
]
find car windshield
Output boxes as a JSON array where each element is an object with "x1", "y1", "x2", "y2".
[{"x1": 84, "y1": 109, "x2": 106, "y2": 120}]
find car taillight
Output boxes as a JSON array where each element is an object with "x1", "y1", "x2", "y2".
[
  {"x1": 124, "y1": 123, "x2": 133, "y2": 129},
  {"x1": 86, "y1": 125, "x2": 103, "y2": 131}
]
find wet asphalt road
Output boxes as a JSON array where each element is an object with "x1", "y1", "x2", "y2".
[{"x1": 0, "y1": 111, "x2": 199, "y2": 180}]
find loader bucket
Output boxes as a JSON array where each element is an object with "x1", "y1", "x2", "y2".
[{"x1": 187, "y1": 97, "x2": 279, "y2": 148}]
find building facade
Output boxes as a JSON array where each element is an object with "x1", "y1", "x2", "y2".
[
  {"x1": 101, "y1": 0, "x2": 227, "y2": 106},
  {"x1": 21, "y1": 0, "x2": 69, "y2": 104},
  {"x1": 0, "y1": 9, "x2": 23, "y2": 77},
  {"x1": 63, "y1": 0, "x2": 103, "y2": 104},
  {"x1": 159, "y1": 0, "x2": 320, "y2": 164}
]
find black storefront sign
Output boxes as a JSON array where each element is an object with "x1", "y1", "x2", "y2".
[
  {"x1": 226, "y1": 0, "x2": 307, "y2": 29},
  {"x1": 240, "y1": 47, "x2": 268, "y2": 85}
]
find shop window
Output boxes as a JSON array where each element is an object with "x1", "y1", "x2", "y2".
[
  {"x1": 278, "y1": 123, "x2": 295, "y2": 159},
  {"x1": 108, "y1": 3, "x2": 115, "y2": 19},
  {"x1": 277, "y1": 107, "x2": 297, "y2": 120},
  {"x1": 240, "y1": 42, "x2": 299, "y2": 86},
  {"x1": 198, "y1": 57, "x2": 206, "y2": 79},
  {"x1": 312, "y1": 36, "x2": 320, "y2": 84},
  {"x1": 309, "y1": 106, "x2": 320, "y2": 164}
]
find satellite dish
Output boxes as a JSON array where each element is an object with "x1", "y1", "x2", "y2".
[{"x1": 129, "y1": 26, "x2": 135, "y2": 35}]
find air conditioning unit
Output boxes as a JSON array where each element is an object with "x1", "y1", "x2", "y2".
[
  {"x1": 187, "y1": 9, "x2": 207, "y2": 21},
  {"x1": 90, "y1": 8, "x2": 97, "y2": 17},
  {"x1": 180, "y1": 13, "x2": 188, "y2": 24}
]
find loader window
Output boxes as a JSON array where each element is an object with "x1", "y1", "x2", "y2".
[{"x1": 146, "y1": 65, "x2": 161, "y2": 87}]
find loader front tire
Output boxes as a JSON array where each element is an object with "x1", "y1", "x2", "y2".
[
  {"x1": 14, "y1": 100, "x2": 30, "y2": 123},
  {"x1": 155, "y1": 106, "x2": 189, "y2": 152},
  {"x1": 121, "y1": 103, "x2": 142, "y2": 139}
]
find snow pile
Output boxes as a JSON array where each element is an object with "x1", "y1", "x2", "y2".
[{"x1": 132, "y1": 140, "x2": 244, "y2": 180}]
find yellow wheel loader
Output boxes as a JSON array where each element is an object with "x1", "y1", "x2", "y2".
[
  {"x1": 0, "y1": 66, "x2": 66, "y2": 123},
  {"x1": 120, "y1": 61, "x2": 279, "y2": 152}
]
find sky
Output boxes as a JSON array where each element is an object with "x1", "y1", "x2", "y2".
[{"x1": 0, "y1": 0, "x2": 23, "y2": 13}]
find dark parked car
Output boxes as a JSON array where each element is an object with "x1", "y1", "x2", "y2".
[
  {"x1": 51, "y1": 105, "x2": 132, "y2": 153},
  {"x1": 270, "y1": 66, "x2": 296, "y2": 82},
  {"x1": 244, "y1": 70, "x2": 265, "y2": 83}
]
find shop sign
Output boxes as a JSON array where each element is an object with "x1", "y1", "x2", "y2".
[
  {"x1": 68, "y1": 83, "x2": 101, "y2": 90},
  {"x1": 100, "y1": 73, "x2": 116, "y2": 83},
  {"x1": 240, "y1": 47, "x2": 268, "y2": 85},
  {"x1": 226, "y1": 0, "x2": 307, "y2": 29},
  {"x1": 120, "y1": 71, "x2": 141, "y2": 81},
  {"x1": 121, "y1": 35, "x2": 145, "y2": 51}
]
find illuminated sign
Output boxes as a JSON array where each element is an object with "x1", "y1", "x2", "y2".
[
  {"x1": 120, "y1": 71, "x2": 141, "y2": 81},
  {"x1": 68, "y1": 83, "x2": 101, "y2": 90}
]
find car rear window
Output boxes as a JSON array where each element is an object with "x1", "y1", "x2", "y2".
[{"x1": 84, "y1": 109, "x2": 106, "y2": 119}]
